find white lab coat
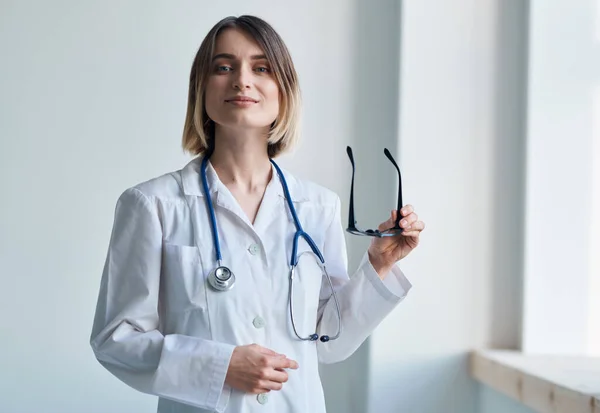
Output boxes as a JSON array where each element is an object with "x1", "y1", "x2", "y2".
[{"x1": 90, "y1": 156, "x2": 412, "y2": 413}]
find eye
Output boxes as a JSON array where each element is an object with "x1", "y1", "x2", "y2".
[
  {"x1": 255, "y1": 66, "x2": 271, "y2": 73},
  {"x1": 216, "y1": 65, "x2": 232, "y2": 73}
]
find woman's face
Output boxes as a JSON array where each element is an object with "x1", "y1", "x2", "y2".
[{"x1": 204, "y1": 28, "x2": 280, "y2": 132}]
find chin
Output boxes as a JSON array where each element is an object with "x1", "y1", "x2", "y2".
[{"x1": 218, "y1": 116, "x2": 276, "y2": 131}]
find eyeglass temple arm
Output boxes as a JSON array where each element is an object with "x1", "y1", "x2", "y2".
[
  {"x1": 383, "y1": 148, "x2": 403, "y2": 228},
  {"x1": 346, "y1": 146, "x2": 357, "y2": 230}
]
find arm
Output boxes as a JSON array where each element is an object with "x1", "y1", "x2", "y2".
[
  {"x1": 315, "y1": 196, "x2": 412, "y2": 364},
  {"x1": 89, "y1": 188, "x2": 234, "y2": 412}
]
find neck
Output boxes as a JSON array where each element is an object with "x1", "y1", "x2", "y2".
[{"x1": 209, "y1": 125, "x2": 272, "y2": 193}]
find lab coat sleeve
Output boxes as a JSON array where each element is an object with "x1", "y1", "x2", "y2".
[
  {"x1": 90, "y1": 187, "x2": 234, "y2": 412},
  {"x1": 316, "y1": 195, "x2": 412, "y2": 364}
]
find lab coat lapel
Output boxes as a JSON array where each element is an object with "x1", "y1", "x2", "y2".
[
  {"x1": 252, "y1": 173, "x2": 285, "y2": 236},
  {"x1": 214, "y1": 187, "x2": 253, "y2": 227},
  {"x1": 179, "y1": 156, "x2": 253, "y2": 232},
  {"x1": 179, "y1": 156, "x2": 205, "y2": 197}
]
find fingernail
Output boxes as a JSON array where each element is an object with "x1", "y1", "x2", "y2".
[{"x1": 401, "y1": 219, "x2": 408, "y2": 227}]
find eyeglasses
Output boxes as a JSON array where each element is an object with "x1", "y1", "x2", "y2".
[{"x1": 346, "y1": 146, "x2": 404, "y2": 237}]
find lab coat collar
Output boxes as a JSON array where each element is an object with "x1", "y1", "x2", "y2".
[
  {"x1": 179, "y1": 156, "x2": 309, "y2": 255},
  {"x1": 179, "y1": 155, "x2": 308, "y2": 203}
]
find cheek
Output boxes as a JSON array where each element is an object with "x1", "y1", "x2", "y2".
[
  {"x1": 264, "y1": 83, "x2": 280, "y2": 112},
  {"x1": 267, "y1": 82, "x2": 280, "y2": 102},
  {"x1": 204, "y1": 77, "x2": 226, "y2": 108}
]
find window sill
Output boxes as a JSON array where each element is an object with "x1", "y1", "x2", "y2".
[{"x1": 470, "y1": 350, "x2": 600, "y2": 413}]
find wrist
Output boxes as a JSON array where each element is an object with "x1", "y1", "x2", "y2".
[{"x1": 367, "y1": 249, "x2": 394, "y2": 280}]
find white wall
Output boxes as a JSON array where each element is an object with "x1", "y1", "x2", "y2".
[
  {"x1": 0, "y1": 1, "x2": 359, "y2": 412},
  {"x1": 0, "y1": 1, "x2": 534, "y2": 412},
  {"x1": 523, "y1": 0, "x2": 600, "y2": 357},
  {"x1": 365, "y1": 1, "x2": 532, "y2": 412}
]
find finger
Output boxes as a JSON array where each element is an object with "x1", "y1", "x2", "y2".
[
  {"x1": 404, "y1": 220, "x2": 425, "y2": 232},
  {"x1": 260, "y1": 381, "x2": 283, "y2": 391},
  {"x1": 378, "y1": 218, "x2": 393, "y2": 231},
  {"x1": 388, "y1": 210, "x2": 403, "y2": 225},
  {"x1": 391, "y1": 207, "x2": 415, "y2": 222},
  {"x1": 258, "y1": 346, "x2": 286, "y2": 357},
  {"x1": 402, "y1": 221, "x2": 425, "y2": 237},
  {"x1": 400, "y1": 205, "x2": 414, "y2": 217},
  {"x1": 250, "y1": 383, "x2": 280, "y2": 394},
  {"x1": 383, "y1": 210, "x2": 416, "y2": 232},
  {"x1": 272, "y1": 356, "x2": 299, "y2": 370},
  {"x1": 402, "y1": 230, "x2": 421, "y2": 237},
  {"x1": 263, "y1": 369, "x2": 289, "y2": 384},
  {"x1": 250, "y1": 388, "x2": 271, "y2": 395},
  {"x1": 399, "y1": 213, "x2": 419, "y2": 229}
]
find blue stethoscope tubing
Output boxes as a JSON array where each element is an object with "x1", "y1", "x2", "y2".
[{"x1": 199, "y1": 155, "x2": 341, "y2": 342}]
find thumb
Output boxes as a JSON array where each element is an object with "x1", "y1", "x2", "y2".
[{"x1": 377, "y1": 211, "x2": 396, "y2": 231}]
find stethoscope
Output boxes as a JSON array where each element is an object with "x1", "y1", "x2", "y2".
[{"x1": 199, "y1": 156, "x2": 342, "y2": 343}]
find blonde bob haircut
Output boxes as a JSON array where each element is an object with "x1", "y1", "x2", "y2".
[{"x1": 182, "y1": 15, "x2": 302, "y2": 159}]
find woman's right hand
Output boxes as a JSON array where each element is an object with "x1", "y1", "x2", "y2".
[{"x1": 225, "y1": 344, "x2": 299, "y2": 394}]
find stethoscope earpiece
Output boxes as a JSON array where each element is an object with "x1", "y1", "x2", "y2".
[{"x1": 307, "y1": 334, "x2": 330, "y2": 342}]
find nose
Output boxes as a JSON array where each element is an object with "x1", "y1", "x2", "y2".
[{"x1": 232, "y1": 65, "x2": 252, "y2": 90}]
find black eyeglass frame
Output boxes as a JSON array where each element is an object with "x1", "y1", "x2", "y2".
[{"x1": 345, "y1": 146, "x2": 404, "y2": 238}]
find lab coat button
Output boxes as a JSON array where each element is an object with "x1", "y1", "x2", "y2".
[
  {"x1": 253, "y1": 316, "x2": 266, "y2": 329},
  {"x1": 257, "y1": 393, "x2": 269, "y2": 404},
  {"x1": 248, "y1": 243, "x2": 260, "y2": 255}
]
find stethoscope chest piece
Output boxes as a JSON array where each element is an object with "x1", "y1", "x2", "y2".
[{"x1": 208, "y1": 266, "x2": 235, "y2": 291}]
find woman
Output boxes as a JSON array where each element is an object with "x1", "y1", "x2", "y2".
[{"x1": 90, "y1": 14, "x2": 424, "y2": 413}]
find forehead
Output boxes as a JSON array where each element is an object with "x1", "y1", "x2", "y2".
[{"x1": 213, "y1": 28, "x2": 265, "y2": 58}]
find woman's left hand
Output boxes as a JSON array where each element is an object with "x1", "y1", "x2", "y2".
[{"x1": 367, "y1": 204, "x2": 425, "y2": 278}]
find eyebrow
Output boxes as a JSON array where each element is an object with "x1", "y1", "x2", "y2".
[{"x1": 211, "y1": 53, "x2": 268, "y2": 62}]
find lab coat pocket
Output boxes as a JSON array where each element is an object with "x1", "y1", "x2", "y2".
[{"x1": 162, "y1": 243, "x2": 208, "y2": 312}]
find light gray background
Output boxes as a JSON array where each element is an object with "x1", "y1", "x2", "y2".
[{"x1": 1, "y1": 1, "x2": 538, "y2": 412}]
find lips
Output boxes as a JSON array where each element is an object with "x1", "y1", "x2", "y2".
[{"x1": 225, "y1": 96, "x2": 258, "y2": 103}]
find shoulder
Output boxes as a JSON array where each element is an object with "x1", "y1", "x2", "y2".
[
  {"x1": 279, "y1": 166, "x2": 340, "y2": 210},
  {"x1": 116, "y1": 160, "x2": 196, "y2": 207},
  {"x1": 277, "y1": 167, "x2": 344, "y2": 239},
  {"x1": 131, "y1": 171, "x2": 184, "y2": 202}
]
